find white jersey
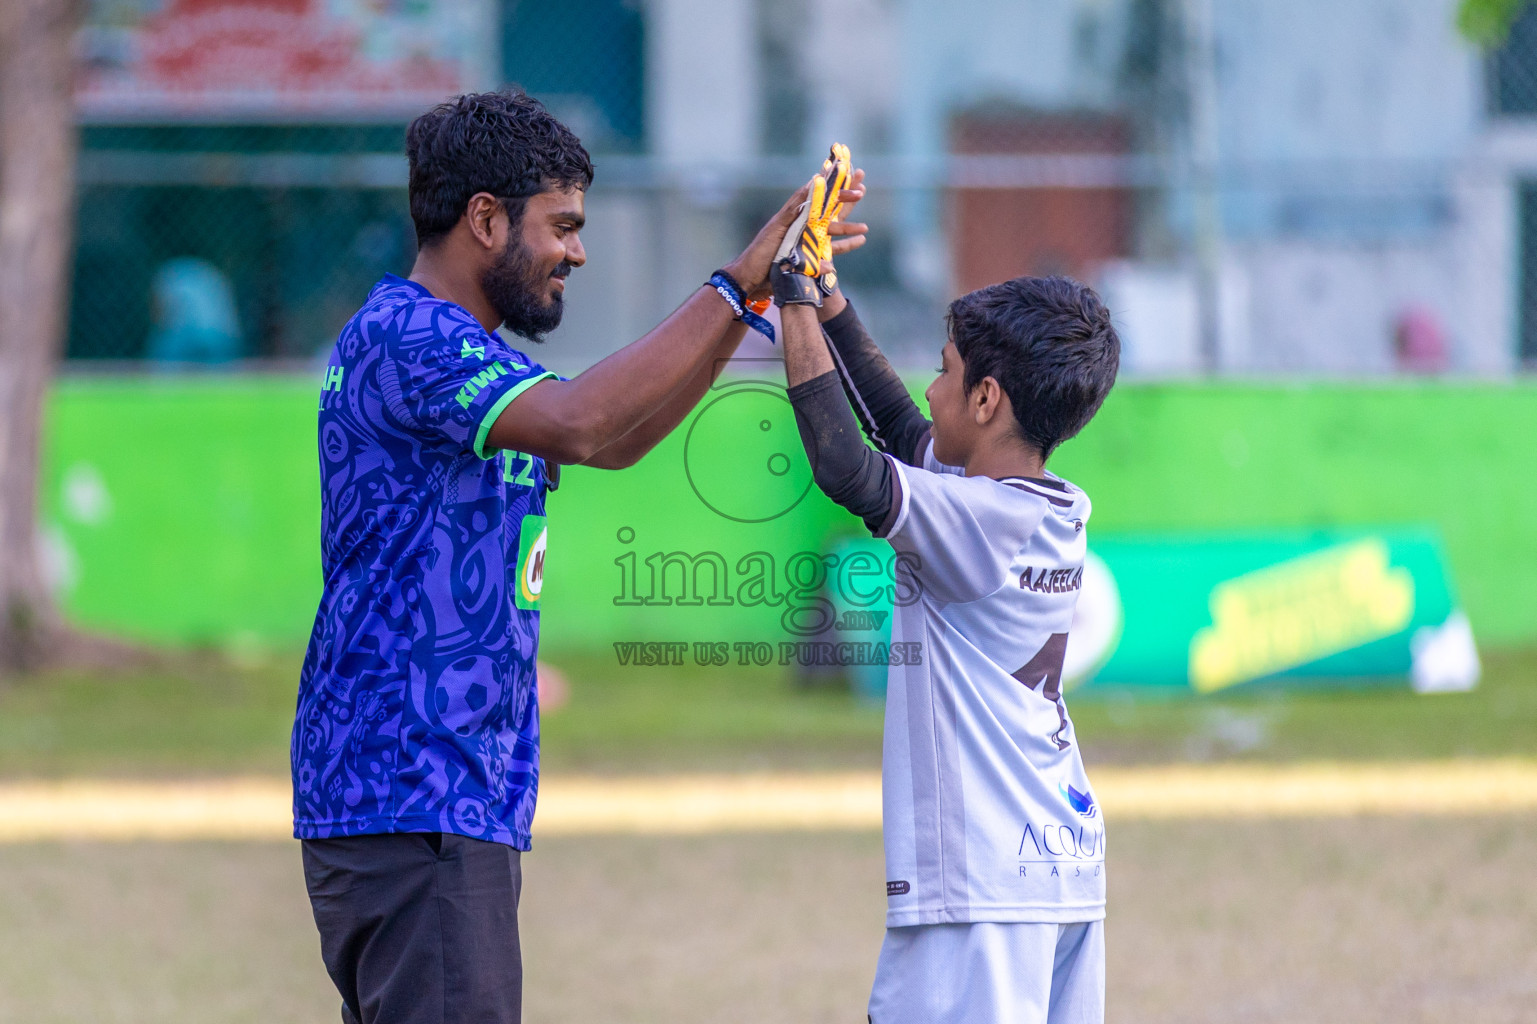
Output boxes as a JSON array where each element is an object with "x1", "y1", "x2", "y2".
[{"x1": 878, "y1": 441, "x2": 1104, "y2": 927}]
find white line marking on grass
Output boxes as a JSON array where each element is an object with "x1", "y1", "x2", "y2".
[
  {"x1": 0, "y1": 761, "x2": 1535, "y2": 841},
  {"x1": 537, "y1": 772, "x2": 884, "y2": 834},
  {"x1": 0, "y1": 778, "x2": 293, "y2": 842},
  {"x1": 1095, "y1": 760, "x2": 1537, "y2": 819}
]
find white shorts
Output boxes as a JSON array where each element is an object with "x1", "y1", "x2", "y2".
[{"x1": 867, "y1": 920, "x2": 1104, "y2": 1024}]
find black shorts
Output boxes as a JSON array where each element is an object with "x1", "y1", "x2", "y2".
[{"x1": 302, "y1": 832, "x2": 523, "y2": 1024}]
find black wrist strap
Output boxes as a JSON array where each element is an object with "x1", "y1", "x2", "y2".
[{"x1": 771, "y1": 260, "x2": 822, "y2": 307}]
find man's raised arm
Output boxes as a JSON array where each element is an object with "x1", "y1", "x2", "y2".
[
  {"x1": 484, "y1": 193, "x2": 803, "y2": 466},
  {"x1": 577, "y1": 321, "x2": 746, "y2": 469},
  {"x1": 491, "y1": 185, "x2": 867, "y2": 469}
]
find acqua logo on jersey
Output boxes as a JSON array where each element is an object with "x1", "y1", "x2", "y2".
[{"x1": 515, "y1": 515, "x2": 547, "y2": 611}]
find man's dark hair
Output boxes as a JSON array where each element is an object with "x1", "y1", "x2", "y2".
[
  {"x1": 405, "y1": 90, "x2": 594, "y2": 248},
  {"x1": 947, "y1": 276, "x2": 1120, "y2": 459}
]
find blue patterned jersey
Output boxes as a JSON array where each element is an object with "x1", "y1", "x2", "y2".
[{"x1": 292, "y1": 274, "x2": 557, "y2": 850}]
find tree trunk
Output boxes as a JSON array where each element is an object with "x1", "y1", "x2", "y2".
[{"x1": 0, "y1": 0, "x2": 81, "y2": 673}]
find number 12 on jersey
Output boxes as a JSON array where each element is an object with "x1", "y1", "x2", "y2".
[{"x1": 502, "y1": 450, "x2": 538, "y2": 488}]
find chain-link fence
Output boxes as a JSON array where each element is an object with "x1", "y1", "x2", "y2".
[
  {"x1": 74, "y1": 128, "x2": 414, "y2": 362},
  {"x1": 66, "y1": 0, "x2": 1537, "y2": 375}
]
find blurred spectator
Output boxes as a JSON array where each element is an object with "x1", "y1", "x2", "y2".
[
  {"x1": 147, "y1": 257, "x2": 243, "y2": 367},
  {"x1": 1394, "y1": 305, "x2": 1449, "y2": 374},
  {"x1": 537, "y1": 660, "x2": 570, "y2": 712}
]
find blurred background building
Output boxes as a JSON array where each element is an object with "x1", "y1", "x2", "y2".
[{"x1": 65, "y1": 0, "x2": 1537, "y2": 375}]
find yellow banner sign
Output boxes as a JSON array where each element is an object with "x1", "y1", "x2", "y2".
[{"x1": 1189, "y1": 539, "x2": 1414, "y2": 692}]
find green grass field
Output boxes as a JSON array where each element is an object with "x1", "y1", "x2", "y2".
[
  {"x1": 1, "y1": 646, "x2": 1534, "y2": 777},
  {"x1": 0, "y1": 649, "x2": 1534, "y2": 1022},
  {"x1": 1, "y1": 822, "x2": 1533, "y2": 1024}
]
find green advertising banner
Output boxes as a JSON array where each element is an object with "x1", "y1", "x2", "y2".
[
  {"x1": 38, "y1": 376, "x2": 1532, "y2": 667},
  {"x1": 815, "y1": 528, "x2": 1478, "y2": 698},
  {"x1": 1071, "y1": 529, "x2": 1478, "y2": 694}
]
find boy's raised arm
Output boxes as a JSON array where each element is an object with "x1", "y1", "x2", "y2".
[
  {"x1": 782, "y1": 302, "x2": 903, "y2": 537},
  {"x1": 768, "y1": 147, "x2": 902, "y2": 535},
  {"x1": 817, "y1": 293, "x2": 932, "y2": 467}
]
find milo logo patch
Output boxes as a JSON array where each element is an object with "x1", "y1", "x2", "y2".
[{"x1": 515, "y1": 515, "x2": 547, "y2": 611}]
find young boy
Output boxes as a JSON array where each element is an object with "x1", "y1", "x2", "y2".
[{"x1": 771, "y1": 162, "x2": 1120, "y2": 1023}]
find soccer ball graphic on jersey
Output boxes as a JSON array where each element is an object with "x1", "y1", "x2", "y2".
[
  {"x1": 433, "y1": 655, "x2": 503, "y2": 737},
  {"x1": 684, "y1": 382, "x2": 813, "y2": 523}
]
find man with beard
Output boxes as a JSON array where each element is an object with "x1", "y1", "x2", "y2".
[{"x1": 292, "y1": 91, "x2": 865, "y2": 1024}]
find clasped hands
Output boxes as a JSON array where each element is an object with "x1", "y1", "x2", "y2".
[{"x1": 721, "y1": 145, "x2": 866, "y2": 310}]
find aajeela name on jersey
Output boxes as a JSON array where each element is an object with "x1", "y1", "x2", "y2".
[{"x1": 1019, "y1": 565, "x2": 1084, "y2": 594}]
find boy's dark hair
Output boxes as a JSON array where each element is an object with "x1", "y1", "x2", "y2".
[
  {"x1": 947, "y1": 276, "x2": 1120, "y2": 459},
  {"x1": 406, "y1": 90, "x2": 594, "y2": 248}
]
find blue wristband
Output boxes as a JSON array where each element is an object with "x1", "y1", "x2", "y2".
[{"x1": 707, "y1": 271, "x2": 776, "y2": 345}]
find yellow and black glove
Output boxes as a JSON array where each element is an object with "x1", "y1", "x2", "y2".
[{"x1": 771, "y1": 143, "x2": 851, "y2": 307}]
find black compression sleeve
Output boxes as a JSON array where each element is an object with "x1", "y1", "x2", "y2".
[
  {"x1": 787, "y1": 371, "x2": 903, "y2": 536},
  {"x1": 821, "y1": 301, "x2": 932, "y2": 466}
]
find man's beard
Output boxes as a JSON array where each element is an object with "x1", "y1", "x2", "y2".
[{"x1": 482, "y1": 236, "x2": 569, "y2": 344}]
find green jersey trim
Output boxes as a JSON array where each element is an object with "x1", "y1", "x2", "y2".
[{"x1": 473, "y1": 371, "x2": 558, "y2": 460}]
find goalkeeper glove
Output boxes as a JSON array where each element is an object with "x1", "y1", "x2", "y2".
[{"x1": 771, "y1": 143, "x2": 851, "y2": 307}]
